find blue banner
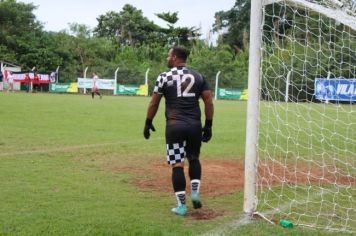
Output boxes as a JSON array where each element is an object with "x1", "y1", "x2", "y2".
[{"x1": 315, "y1": 78, "x2": 356, "y2": 101}]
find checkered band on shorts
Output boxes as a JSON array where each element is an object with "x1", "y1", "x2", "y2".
[{"x1": 166, "y1": 141, "x2": 186, "y2": 165}]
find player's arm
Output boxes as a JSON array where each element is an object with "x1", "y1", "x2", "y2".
[
  {"x1": 201, "y1": 90, "x2": 214, "y2": 121},
  {"x1": 144, "y1": 93, "x2": 162, "y2": 139},
  {"x1": 201, "y1": 90, "x2": 214, "y2": 142},
  {"x1": 146, "y1": 93, "x2": 162, "y2": 120}
]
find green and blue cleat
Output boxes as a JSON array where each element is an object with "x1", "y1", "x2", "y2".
[
  {"x1": 191, "y1": 192, "x2": 202, "y2": 209},
  {"x1": 171, "y1": 204, "x2": 187, "y2": 216}
]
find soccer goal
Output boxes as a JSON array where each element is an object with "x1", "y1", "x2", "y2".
[{"x1": 244, "y1": 0, "x2": 355, "y2": 233}]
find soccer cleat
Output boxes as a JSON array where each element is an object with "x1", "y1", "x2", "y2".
[
  {"x1": 171, "y1": 204, "x2": 187, "y2": 216},
  {"x1": 191, "y1": 192, "x2": 202, "y2": 209}
]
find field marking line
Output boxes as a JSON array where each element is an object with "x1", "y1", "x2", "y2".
[
  {"x1": 0, "y1": 129, "x2": 238, "y2": 158},
  {"x1": 199, "y1": 213, "x2": 252, "y2": 236},
  {"x1": 0, "y1": 137, "x2": 164, "y2": 157},
  {"x1": 200, "y1": 190, "x2": 325, "y2": 236}
]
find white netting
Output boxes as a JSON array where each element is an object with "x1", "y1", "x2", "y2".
[{"x1": 257, "y1": 0, "x2": 355, "y2": 232}]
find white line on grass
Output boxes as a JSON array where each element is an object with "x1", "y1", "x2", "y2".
[
  {"x1": 1, "y1": 129, "x2": 237, "y2": 158},
  {"x1": 0, "y1": 137, "x2": 164, "y2": 157},
  {"x1": 200, "y1": 213, "x2": 252, "y2": 236},
  {"x1": 200, "y1": 190, "x2": 325, "y2": 236}
]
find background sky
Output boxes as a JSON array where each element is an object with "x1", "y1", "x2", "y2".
[{"x1": 20, "y1": 0, "x2": 236, "y2": 41}]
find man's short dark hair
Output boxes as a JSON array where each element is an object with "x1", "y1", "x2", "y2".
[{"x1": 171, "y1": 46, "x2": 190, "y2": 62}]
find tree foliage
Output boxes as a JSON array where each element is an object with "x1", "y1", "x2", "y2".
[
  {"x1": 0, "y1": 0, "x2": 250, "y2": 89},
  {"x1": 213, "y1": 0, "x2": 251, "y2": 51},
  {"x1": 155, "y1": 12, "x2": 179, "y2": 26},
  {"x1": 0, "y1": 0, "x2": 42, "y2": 69},
  {"x1": 94, "y1": 4, "x2": 160, "y2": 46}
]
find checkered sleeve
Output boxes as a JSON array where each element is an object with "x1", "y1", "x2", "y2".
[{"x1": 153, "y1": 73, "x2": 165, "y2": 94}]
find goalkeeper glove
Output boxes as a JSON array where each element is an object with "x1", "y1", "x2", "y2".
[
  {"x1": 143, "y1": 118, "x2": 156, "y2": 139},
  {"x1": 202, "y1": 119, "x2": 212, "y2": 142}
]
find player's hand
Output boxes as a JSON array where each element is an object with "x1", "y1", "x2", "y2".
[
  {"x1": 202, "y1": 120, "x2": 212, "y2": 142},
  {"x1": 143, "y1": 118, "x2": 156, "y2": 139}
]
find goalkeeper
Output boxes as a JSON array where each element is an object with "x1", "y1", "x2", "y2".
[{"x1": 143, "y1": 46, "x2": 214, "y2": 216}]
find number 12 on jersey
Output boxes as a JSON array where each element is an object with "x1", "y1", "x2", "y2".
[{"x1": 173, "y1": 74, "x2": 195, "y2": 97}]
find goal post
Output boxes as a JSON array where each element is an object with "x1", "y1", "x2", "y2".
[
  {"x1": 244, "y1": 0, "x2": 355, "y2": 232},
  {"x1": 244, "y1": 0, "x2": 263, "y2": 215}
]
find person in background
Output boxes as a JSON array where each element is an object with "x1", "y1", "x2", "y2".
[
  {"x1": 0, "y1": 70, "x2": 3, "y2": 92},
  {"x1": 33, "y1": 73, "x2": 40, "y2": 92},
  {"x1": 91, "y1": 72, "x2": 102, "y2": 99},
  {"x1": 143, "y1": 46, "x2": 214, "y2": 216},
  {"x1": 7, "y1": 71, "x2": 15, "y2": 92},
  {"x1": 24, "y1": 73, "x2": 31, "y2": 92}
]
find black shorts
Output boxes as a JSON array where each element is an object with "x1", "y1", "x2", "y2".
[{"x1": 165, "y1": 123, "x2": 202, "y2": 165}]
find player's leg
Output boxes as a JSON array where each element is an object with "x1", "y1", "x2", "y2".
[
  {"x1": 93, "y1": 87, "x2": 101, "y2": 99},
  {"x1": 96, "y1": 91, "x2": 102, "y2": 99},
  {"x1": 166, "y1": 124, "x2": 187, "y2": 216},
  {"x1": 171, "y1": 162, "x2": 187, "y2": 215},
  {"x1": 186, "y1": 124, "x2": 203, "y2": 209},
  {"x1": 91, "y1": 88, "x2": 96, "y2": 99}
]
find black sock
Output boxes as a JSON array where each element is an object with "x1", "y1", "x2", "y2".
[
  {"x1": 172, "y1": 167, "x2": 186, "y2": 205},
  {"x1": 189, "y1": 159, "x2": 201, "y2": 180},
  {"x1": 91, "y1": 92, "x2": 94, "y2": 98},
  {"x1": 172, "y1": 167, "x2": 186, "y2": 192}
]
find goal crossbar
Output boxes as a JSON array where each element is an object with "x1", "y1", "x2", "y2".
[{"x1": 263, "y1": 0, "x2": 356, "y2": 30}]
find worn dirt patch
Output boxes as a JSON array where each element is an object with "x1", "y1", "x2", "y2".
[
  {"x1": 108, "y1": 159, "x2": 353, "y2": 198},
  {"x1": 188, "y1": 208, "x2": 225, "y2": 220},
  {"x1": 109, "y1": 160, "x2": 244, "y2": 197},
  {"x1": 257, "y1": 160, "x2": 354, "y2": 187}
]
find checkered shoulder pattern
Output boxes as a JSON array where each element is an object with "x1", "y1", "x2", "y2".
[{"x1": 153, "y1": 67, "x2": 190, "y2": 94}]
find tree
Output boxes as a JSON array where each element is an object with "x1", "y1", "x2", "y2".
[
  {"x1": 156, "y1": 11, "x2": 200, "y2": 47},
  {"x1": 94, "y1": 4, "x2": 159, "y2": 46},
  {"x1": 213, "y1": 0, "x2": 250, "y2": 51},
  {"x1": 0, "y1": 0, "x2": 43, "y2": 67},
  {"x1": 155, "y1": 12, "x2": 179, "y2": 27},
  {"x1": 0, "y1": 0, "x2": 251, "y2": 90},
  {"x1": 189, "y1": 45, "x2": 248, "y2": 89}
]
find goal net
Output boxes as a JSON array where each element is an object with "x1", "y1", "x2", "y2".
[{"x1": 245, "y1": 0, "x2": 355, "y2": 233}]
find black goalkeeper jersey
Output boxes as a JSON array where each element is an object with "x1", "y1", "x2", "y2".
[{"x1": 153, "y1": 66, "x2": 210, "y2": 125}]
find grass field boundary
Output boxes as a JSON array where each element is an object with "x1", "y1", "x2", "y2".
[{"x1": 0, "y1": 137, "x2": 164, "y2": 157}]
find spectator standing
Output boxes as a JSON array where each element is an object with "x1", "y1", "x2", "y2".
[
  {"x1": 91, "y1": 72, "x2": 102, "y2": 99},
  {"x1": 0, "y1": 70, "x2": 3, "y2": 92},
  {"x1": 7, "y1": 71, "x2": 14, "y2": 92},
  {"x1": 24, "y1": 73, "x2": 31, "y2": 92},
  {"x1": 33, "y1": 73, "x2": 40, "y2": 92}
]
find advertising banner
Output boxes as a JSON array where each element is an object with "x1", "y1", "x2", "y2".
[
  {"x1": 315, "y1": 78, "x2": 356, "y2": 101},
  {"x1": 50, "y1": 83, "x2": 78, "y2": 93},
  {"x1": 117, "y1": 84, "x2": 139, "y2": 95},
  {"x1": 77, "y1": 78, "x2": 115, "y2": 90},
  {"x1": 9, "y1": 72, "x2": 50, "y2": 84},
  {"x1": 137, "y1": 84, "x2": 148, "y2": 96},
  {"x1": 240, "y1": 89, "x2": 248, "y2": 101},
  {"x1": 218, "y1": 88, "x2": 242, "y2": 100}
]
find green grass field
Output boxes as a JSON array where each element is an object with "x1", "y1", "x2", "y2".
[{"x1": 0, "y1": 92, "x2": 353, "y2": 235}]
